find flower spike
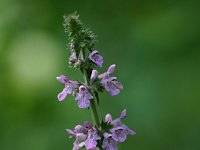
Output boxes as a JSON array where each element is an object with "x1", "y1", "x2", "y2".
[{"x1": 56, "y1": 12, "x2": 136, "y2": 149}]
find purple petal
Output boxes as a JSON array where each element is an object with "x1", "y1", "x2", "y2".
[
  {"x1": 103, "y1": 132, "x2": 112, "y2": 138},
  {"x1": 114, "y1": 131, "x2": 127, "y2": 142},
  {"x1": 87, "y1": 93, "x2": 94, "y2": 100},
  {"x1": 107, "y1": 64, "x2": 116, "y2": 74},
  {"x1": 105, "y1": 84, "x2": 120, "y2": 96},
  {"x1": 66, "y1": 129, "x2": 76, "y2": 138},
  {"x1": 76, "y1": 94, "x2": 91, "y2": 108},
  {"x1": 111, "y1": 118, "x2": 122, "y2": 127},
  {"x1": 75, "y1": 133, "x2": 87, "y2": 147},
  {"x1": 120, "y1": 109, "x2": 126, "y2": 119},
  {"x1": 95, "y1": 56, "x2": 103, "y2": 67},
  {"x1": 110, "y1": 126, "x2": 123, "y2": 132},
  {"x1": 56, "y1": 75, "x2": 69, "y2": 83},
  {"x1": 120, "y1": 124, "x2": 136, "y2": 136},
  {"x1": 85, "y1": 140, "x2": 97, "y2": 149},
  {"x1": 77, "y1": 99, "x2": 90, "y2": 108},
  {"x1": 103, "y1": 79, "x2": 120, "y2": 96},
  {"x1": 102, "y1": 135, "x2": 118, "y2": 150},
  {"x1": 65, "y1": 86, "x2": 73, "y2": 95},
  {"x1": 76, "y1": 133, "x2": 87, "y2": 141},
  {"x1": 113, "y1": 81, "x2": 123, "y2": 89},
  {"x1": 127, "y1": 128, "x2": 136, "y2": 135},
  {"x1": 75, "y1": 125, "x2": 83, "y2": 133},
  {"x1": 122, "y1": 125, "x2": 136, "y2": 135},
  {"x1": 88, "y1": 148, "x2": 99, "y2": 150},
  {"x1": 98, "y1": 72, "x2": 108, "y2": 79},
  {"x1": 78, "y1": 141, "x2": 85, "y2": 148},
  {"x1": 70, "y1": 80, "x2": 79, "y2": 88},
  {"x1": 107, "y1": 77, "x2": 117, "y2": 81},
  {"x1": 83, "y1": 121, "x2": 92, "y2": 130},
  {"x1": 89, "y1": 50, "x2": 98, "y2": 56},
  {"x1": 110, "y1": 126, "x2": 127, "y2": 142},
  {"x1": 57, "y1": 88, "x2": 68, "y2": 101},
  {"x1": 72, "y1": 142, "x2": 79, "y2": 150},
  {"x1": 85, "y1": 131, "x2": 98, "y2": 149}
]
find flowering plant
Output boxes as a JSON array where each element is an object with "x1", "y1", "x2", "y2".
[{"x1": 56, "y1": 12, "x2": 136, "y2": 150}]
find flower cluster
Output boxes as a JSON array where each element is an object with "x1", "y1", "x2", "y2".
[
  {"x1": 66, "y1": 110, "x2": 135, "y2": 150},
  {"x1": 57, "y1": 75, "x2": 93, "y2": 108},
  {"x1": 57, "y1": 60, "x2": 123, "y2": 108},
  {"x1": 56, "y1": 12, "x2": 136, "y2": 149},
  {"x1": 66, "y1": 122, "x2": 100, "y2": 150},
  {"x1": 102, "y1": 110, "x2": 136, "y2": 149}
]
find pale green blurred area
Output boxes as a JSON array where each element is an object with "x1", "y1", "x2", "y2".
[{"x1": 0, "y1": 0, "x2": 200, "y2": 149}]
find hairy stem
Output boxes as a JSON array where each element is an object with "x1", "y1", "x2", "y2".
[{"x1": 80, "y1": 49, "x2": 100, "y2": 128}]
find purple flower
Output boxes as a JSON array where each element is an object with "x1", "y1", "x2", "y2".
[
  {"x1": 75, "y1": 85, "x2": 93, "y2": 108},
  {"x1": 85, "y1": 130, "x2": 100, "y2": 149},
  {"x1": 110, "y1": 126, "x2": 127, "y2": 142},
  {"x1": 102, "y1": 133, "x2": 118, "y2": 150},
  {"x1": 56, "y1": 75, "x2": 79, "y2": 101},
  {"x1": 67, "y1": 124, "x2": 88, "y2": 150},
  {"x1": 101, "y1": 77, "x2": 121, "y2": 96},
  {"x1": 88, "y1": 50, "x2": 103, "y2": 67},
  {"x1": 66, "y1": 122, "x2": 100, "y2": 150},
  {"x1": 104, "y1": 109, "x2": 136, "y2": 143},
  {"x1": 98, "y1": 64, "x2": 123, "y2": 96}
]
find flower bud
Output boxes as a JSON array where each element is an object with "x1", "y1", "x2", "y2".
[
  {"x1": 105, "y1": 114, "x2": 112, "y2": 123},
  {"x1": 90, "y1": 70, "x2": 98, "y2": 81}
]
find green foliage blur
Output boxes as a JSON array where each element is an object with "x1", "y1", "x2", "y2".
[{"x1": 0, "y1": 0, "x2": 200, "y2": 149}]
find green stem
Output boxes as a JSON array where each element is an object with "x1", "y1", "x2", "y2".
[{"x1": 80, "y1": 50, "x2": 100, "y2": 128}]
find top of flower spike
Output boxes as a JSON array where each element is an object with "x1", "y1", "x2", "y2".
[
  {"x1": 63, "y1": 12, "x2": 82, "y2": 34},
  {"x1": 63, "y1": 12, "x2": 97, "y2": 64},
  {"x1": 58, "y1": 12, "x2": 135, "y2": 149}
]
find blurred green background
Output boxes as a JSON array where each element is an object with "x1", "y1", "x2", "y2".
[{"x1": 0, "y1": 0, "x2": 200, "y2": 149}]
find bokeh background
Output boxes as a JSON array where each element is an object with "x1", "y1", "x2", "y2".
[{"x1": 0, "y1": 0, "x2": 200, "y2": 149}]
